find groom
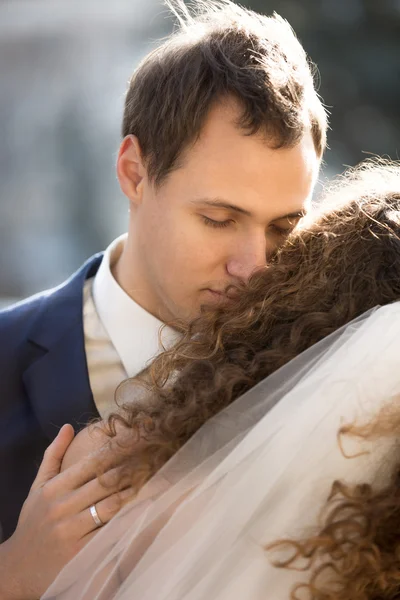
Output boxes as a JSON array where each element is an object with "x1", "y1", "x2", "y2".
[{"x1": 0, "y1": 0, "x2": 326, "y2": 596}]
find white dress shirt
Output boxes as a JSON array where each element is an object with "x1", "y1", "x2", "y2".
[{"x1": 83, "y1": 235, "x2": 178, "y2": 419}]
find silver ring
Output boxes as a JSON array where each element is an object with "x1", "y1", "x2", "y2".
[{"x1": 89, "y1": 504, "x2": 104, "y2": 528}]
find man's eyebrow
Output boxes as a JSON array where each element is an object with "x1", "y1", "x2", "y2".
[
  {"x1": 271, "y1": 210, "x2": 306, "y2": 222},
  {"x1": 192, "y1": 198, "x2": 306, "y2": 221},
  {"x1": 191, "y1": 198, "x2": 252, "y2": 216}
]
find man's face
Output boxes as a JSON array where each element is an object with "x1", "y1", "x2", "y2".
[{"x1": 122, "y1": 101, "x2": 319, "y2": 323}]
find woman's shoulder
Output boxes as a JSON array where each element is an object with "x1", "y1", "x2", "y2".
[
  {"x1": 61, "y1": 419, "x2": 133, "y2": 471},
  {"x1": 61, "y1": 422, "x2": 108, "y2": 471}
]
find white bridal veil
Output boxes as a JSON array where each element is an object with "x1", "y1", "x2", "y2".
[{"x1": 43, "y1": 303, "x2": 400, "y2": 600}]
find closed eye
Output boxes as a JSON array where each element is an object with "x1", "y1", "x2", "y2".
[
  {"x1": 269, "y1": 224, "x2": 295, "y2": 236},
  {"x1": 202, "y1": 216, "x2": 232, "y2": 229},
  {"x1": 269, "y1": 217, "x2": 302, "y2": 237}
]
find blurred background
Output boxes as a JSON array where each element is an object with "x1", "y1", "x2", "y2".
[{"x1": 0, "y1": 0, "x2": 399, "y2": 306}]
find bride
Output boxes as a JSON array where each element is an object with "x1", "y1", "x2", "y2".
[{"x1": 45, "y1": 158, "x2": 400, "y2": 599}]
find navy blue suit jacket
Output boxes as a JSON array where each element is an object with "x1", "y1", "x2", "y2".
[{"x1": 0, "y1": 254, "x2": 103, "y2": 539}]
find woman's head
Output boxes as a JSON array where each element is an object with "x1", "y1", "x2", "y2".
[
  {"x1": 110, "y1": 159, "x2": 400, "y2": 483},
  {"x1": 106, "y1": 158, "x2": 400, "y2": 600}
]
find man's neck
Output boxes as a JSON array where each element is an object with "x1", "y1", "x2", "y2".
[{"x1": 112, "y1": 236, "x2": 172, "y2": 323}]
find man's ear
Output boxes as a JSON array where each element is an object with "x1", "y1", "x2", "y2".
[{"x1": 116, "y1": 135, "x2": 147, "y2": 206}]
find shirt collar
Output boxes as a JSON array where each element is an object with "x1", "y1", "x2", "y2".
[{"x1": 92, "y1": 234, "x2": 179, "y2": 378}]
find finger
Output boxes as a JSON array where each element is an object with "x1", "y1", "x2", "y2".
[
  {"x1": 63, "y1": 466, "x2": 130, "y2": 514},
  {"x1": 91, "y1": 487, "x2": 135, "y2": 527},
  {"x1": 31, "y1": 424, "x2": 75, "y2": 490},
  {"x1": 63, "y1": 488, "x2": 135, "y2": 541},
  {"x1": 52, "y1": 437, "x2": 127, "y2": 494},
  {"x1": 76, "y1": 487, "x2": 135, "y2": 537}
]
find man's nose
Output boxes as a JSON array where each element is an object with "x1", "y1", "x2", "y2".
[{"x1": 226, "y1": 236, "x2": 268, "y2": 282}]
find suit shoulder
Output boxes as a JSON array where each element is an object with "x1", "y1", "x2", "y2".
[
  {"x1": 0, "y1": 290, "x2": 48, "y2": 332},
  {"x1": 0, "y1": 284, "x2": 76, "y2": 340},
  {"x1": 0, "y1": 291, "x2": 50, "y2": 373},
  {"x1": 0, "y1": 253, "x2": 103, "y2": 336}
]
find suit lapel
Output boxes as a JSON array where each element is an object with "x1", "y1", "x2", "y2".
[{"x1": 23, "y1": 254, "x2": 103, "y2": 440}]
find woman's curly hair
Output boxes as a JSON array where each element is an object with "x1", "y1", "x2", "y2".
[{"x1": 108, "y1": 159, "x2": 400, "y2": 598}]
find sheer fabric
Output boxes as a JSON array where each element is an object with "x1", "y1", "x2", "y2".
[{"x1": 43, "y1": 303, "x2": 400, "y2": 599}]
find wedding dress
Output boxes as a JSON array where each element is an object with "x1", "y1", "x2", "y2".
[{"x1": 43, "y1": 302, "x2": 400, "y2": 599}]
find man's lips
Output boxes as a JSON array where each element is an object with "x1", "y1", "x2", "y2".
[
  {"x1": 203, "y1": 288, "x2": 228, "y2": 300},
  {"x1": 203, "y1": 286, "x2": 240, "y2": 302}
]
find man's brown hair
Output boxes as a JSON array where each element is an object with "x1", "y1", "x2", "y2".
[{"x1": 122, "y1": 0, "x2": 328, "y2": 185}]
